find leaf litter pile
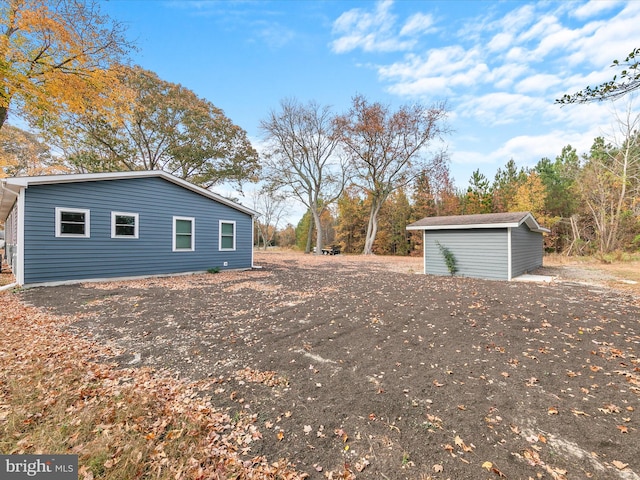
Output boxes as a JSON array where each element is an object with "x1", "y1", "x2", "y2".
[{"x1": 3, "y1": 251, "x2": 640, "y2": 479}]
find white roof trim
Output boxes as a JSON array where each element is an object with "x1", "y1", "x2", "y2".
[
  {"x1": 407, "y1": 212, "x2": 550, "y2": 233},
  {"x1": 1, "y1": 171, "x2": 257, "y2": 219}
]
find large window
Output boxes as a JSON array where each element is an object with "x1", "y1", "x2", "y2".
[
  {"x1": 111, "y1": 212, "x2": 139, "y2": 238},
  {"x1": 55, "y1": 208, "x2": 90, "y2": 237},
  {"x1": 173, "y1": 217, "x2": 195, "y2": 251},
  {"x1": 219, "y1": 220, "x2": 236, "y2": 251}
]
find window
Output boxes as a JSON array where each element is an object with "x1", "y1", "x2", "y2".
[
  {"x1": 55, "y1": 208, "x2": 90, "y2": 237},
  {"x1": 219, "y1": 220, "x2": 236, "y2": 251},
  {"x1": 111, "y1": 212, "x2": 139, "y2": 238},
  {"x1": 173, "y1": 217, "x2": 195, "y2": 251}
]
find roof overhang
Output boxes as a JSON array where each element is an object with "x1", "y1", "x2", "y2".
[
  {"x1": 1, "y1": 171, "x2": 258, "y2": 220},
  {"x1": 406, "y1": 212, "x2": 550, "y2": 233}
]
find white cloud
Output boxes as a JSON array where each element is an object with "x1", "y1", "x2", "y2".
[
  {"x1": 489, "y1": 129, "x2": 599, "y2": 168},
  {"x1": 515, "y1": 74, "x2": 563, "y2": 94},
  {"x1": 456, "y1": 93, "x2": 547, "y2": 126},
  {"x1": 331, "y1": 0, "x2": 416, "y2": 53},
  {"x1": 563, "y1": 2, "x2": 640, "y2": 68},
  {"x1": 572, "y1": 0, "x2": 623, "y2": 20},
  {"x1": 487, "y1": 32, "x2": 513, "y2": 52},
  {"x1": 400, "y1": 12, "x2": 436, "y2": 36}
]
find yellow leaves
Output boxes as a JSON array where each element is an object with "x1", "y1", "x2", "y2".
[
  {"x1": 482, "y1": 461, "x2": 506, "y2": 477},
  {"x1": 454, "y1": 435, "x2": 474, "y2": 453},
  {"x1": 571, "y1": 409, "x2": 590, "y2": 417},
  {"x1": 334, "y1": 428, "x2": 348, "y2": 443},
  {"x1": 234, "y1": 367, "x2": 288, "y2": 387},
  {"x1": 612, "y1": 460, "x2": 629, "y2": 470},
  {"x1": 276, "y1": 430, "x2": 285, "y2": 441},
  {"x1": 616, "y1": 425, "x2": 629, "y2": 434},
  {"x1": 1, "y1": 0, "x2": 132, "y2": 129},
  {"x1": 598, "y1": 403, "x2": 621, "y2": 414},
  {"x1": 548, "y1": 406, "x2": 559, "y2": 415}
]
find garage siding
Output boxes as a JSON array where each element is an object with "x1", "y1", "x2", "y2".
[
  {"x1": 22, "y1": 177, "x2": 253, "y2": 284},
  {"x1": 424, "y1": 229, "x2": 509, "y2": 280},
  {"x1": 511, "y1": 223, "x2": 543, "y2": 277}
]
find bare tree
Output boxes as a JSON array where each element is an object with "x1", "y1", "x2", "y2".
[
  {"x1": 336, "y1": 95, "x2": 448, "y2": 254},
  {"x1": 260, "y1": 99, "x2": 346, "y2": 254},
  {"x1": 251, "y1": 185, "x2": 288, "y2": 250},
  {"x1": 577, "y1": 100, "x2": 640, "y2": 254}
]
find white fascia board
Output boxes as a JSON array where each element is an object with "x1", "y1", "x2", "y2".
[
  {"x1": 3, "y1": 171, "x2": 258, "y2": 217},
  {"x1": 407, "y1": 222, "x2": 519, "y2": 231},
  {"x1": 0, "y1": 180, "x2": 22, "y2": 220},
  {"x1": 520, "y1": 214, "x2": 551, "y2": 233}
]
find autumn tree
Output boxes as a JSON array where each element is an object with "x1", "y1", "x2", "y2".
[
  {"x1": 0, "y1": 124, "x2": 63, "y2": 177},
  {"x1": 276, "y1": 223, "x2": 296, "y2": 248},
  {"x1": 51, "y1": 66, "x2": 259, "y2": 189},
  {"x1": 334, "y1": 186, "x2": 368, "y2": 254},
  {"x1": 0, "y1": 0, "x2": 132, "y2": 131},
  {"x1": 375, "y1": 188, "x2": 412, "y2": 255},
  {"x1": 556, "y1": 48, "x2": 640, "y2": 104},
  {"x1": 412, "y1": 154, "x2": 459, "y2": 219},
  {"x1": 511, "y1": 172, "x2": 547, "y2": 217},
  {"x1": 577, "y1": 104, "x2": 640, "y2": 254},
  {"x1": 260, "y1": 98, "x2": 346, "y2": 254},
  {"x1": 336, "y1": 95, "x2": 448, "y2": 254}
]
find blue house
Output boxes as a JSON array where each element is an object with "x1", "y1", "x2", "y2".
[
  {"x1": 407, "y1": 212, "x2": 549, "y2": 281},
  {"x1": 0, "y1": 171, "x2": 256, "y2": 286}
]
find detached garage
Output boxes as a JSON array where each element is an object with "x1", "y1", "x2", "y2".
[{"x1": 406, "y1": 212, "x2": 549, "y2": 281}]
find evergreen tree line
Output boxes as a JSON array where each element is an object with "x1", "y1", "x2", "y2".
[{"x1": 277, "y1": 132, "x2": 640, "y2": 257}]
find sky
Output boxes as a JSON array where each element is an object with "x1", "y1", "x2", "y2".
[{"x1": 99, "y1": 0, "x2": 639, "y2": 220}]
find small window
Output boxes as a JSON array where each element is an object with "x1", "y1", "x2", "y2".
[
  {"x1": 55, "y1": 207, "x2": 90, "y2": 238},
  {"x1": 111, "y1": 212, "x2": 139, "y2": 238},
  {"x1": 173, "y1": 216, "x2": 195, "y2": 251},
  {"x1": 219, "y1": 220, "x2": 236, "y2": 251}
]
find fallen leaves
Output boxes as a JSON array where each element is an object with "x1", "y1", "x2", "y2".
[
  {"x1": 0, "y1": 293, "x2": 306, "y2": 479},
  {"x1": 612, "y1": 460, "x2": 629, "y2": 470}
]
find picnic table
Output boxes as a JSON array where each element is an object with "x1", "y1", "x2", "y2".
[{"x1": 321, "y1": 245, "x2": 341, "y2": 255}]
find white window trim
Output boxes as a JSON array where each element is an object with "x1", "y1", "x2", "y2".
[
  {"x1": 111, "y1": 212, "x2": 139, "y2": 239},
  {"x1": 55, "y1": 207, "x2": 90, "y2": 238},
  {"x1": 219, "y1": 220, "x2": 236, "y2": 251},
  {"x1": 173, "y1": 216, "x2": 195, "y2": 251}
]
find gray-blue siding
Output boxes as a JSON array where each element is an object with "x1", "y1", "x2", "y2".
[
  {"x1": 22, "y1": 177, "x2": 253, "y2": 284},
  {"x1": 424, "y1": 229, "x2": 509, "y2": 280},
  {"x1": 511, "y1": 223, "x2": 543, "y2": 277}
]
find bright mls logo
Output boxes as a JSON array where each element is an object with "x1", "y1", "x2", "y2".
[{"x1": 0, "y1": 455, "x2": 77, "y2": 479}]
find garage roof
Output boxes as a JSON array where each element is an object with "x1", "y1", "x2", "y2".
[{"x1": 406, "y1": 212, "x2": 549, "y2": 233}]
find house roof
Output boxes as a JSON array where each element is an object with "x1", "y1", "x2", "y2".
[
  {"x1": 406, "y1": 211, "x2": 550, "y2": 233},
  {"x1": 0, "y1": 171, "x2": 258, "y2": 220}
]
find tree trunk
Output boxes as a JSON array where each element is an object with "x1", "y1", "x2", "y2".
[
  {"x1": 312, "y1": 208, "x2": 324, "y2": 255},
  {"x1": 305, "y1": 219, "x2": 313, "y2": 253},
  {"x1": 0, "y1": 105, "x2": 8, "y2": 131},
  {"x1": 362, "y1": 198, "x2": 383, "y2": 255}
]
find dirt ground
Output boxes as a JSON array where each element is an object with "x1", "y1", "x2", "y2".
[{"x1": 18, "y1": 251, "x2": 640, "y2": 479}]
